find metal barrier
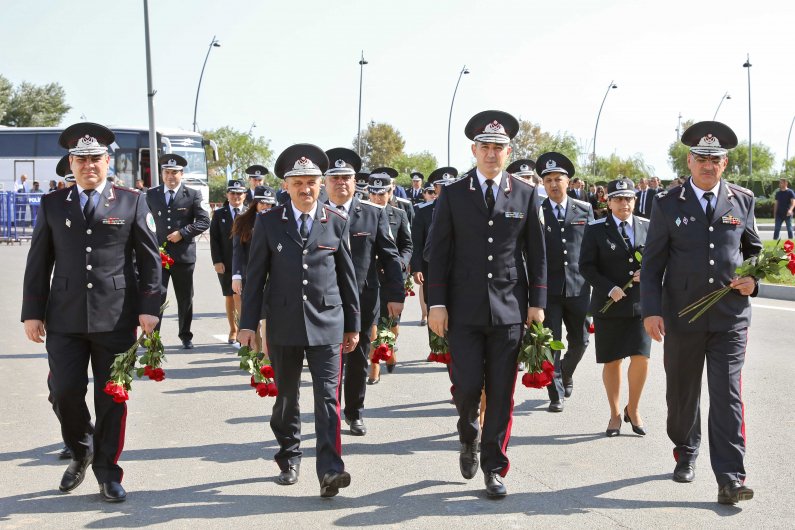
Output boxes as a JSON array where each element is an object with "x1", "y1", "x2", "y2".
[{"x1": 0, "y1": 191, "x2": 44, "y2": 243}]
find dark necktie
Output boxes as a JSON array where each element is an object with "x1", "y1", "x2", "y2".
[
  {"x1": 620, "y1": 220, "x2": 631, "y2": 249},
  {"x1": 640, "y1": 191, "x2": 646, "y2": 214},
  {"x1": 167, "y1": 189, "x2": 175, "y2": 206},
  {"x1": 336, "y1": 204, "x2": 345, "y2": 214},
  {"x1": 232, "y1": 207, "x2": 239, "y2": 219},
  {"x1": 83, "y1": 189, "x2": 96, "y2": 224},
  {"x1": 485, "y1": 179, "x2": 495, "y2": 215},
  {"x1": 557, "y1": 204, "x2": 565, "y2": 223},
  {"x1": 703, "y1": 191, "x2": 715, "y2": 222},
  {"x1": 299, "y1": 213, "x2": 309, "y2": 242}
]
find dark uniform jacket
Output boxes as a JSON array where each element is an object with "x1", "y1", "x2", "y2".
[
  {"x1": 240, "y1": 202, "x2": 360, "y2": 346},
  {"x1": 579, "y1": 214, "x2": 649, "y2": 318},
  {"x1": 385, "y1": 204, "x2": 413, "y2": 272},
  {"x1": 410, "y1": 200, "x2": 434, "y2": 273},
  {"x1": 634, "y1": 188, "x2": 656, "y2": 219},
  {"x1": 232, "y1": 233, "x2": 250, "y2": 280},
  {"x1": 145, "y1": 184, "x2": 210, "y2": 263},
  {"x1": 391, "y1": 196, "x2": 415, "y2": 226},
  {"x1": 408, "y1": 186, "x2": 425, "y2": 205},
  {"x1": 209, "y1": 205, "x2": 241, "y2": 269},
  {"x1": 427, "y1": 170, "x2": 548, "y2": 326},
  {"x1": 541, "y1": 197, "x2": 594, "y2": 297},
  {"x1": 22, "y1": 185, "x2": 162, "y2": 333},
  {"x1": 640, "y1": 178, "x2": 762, "y2": 332}
]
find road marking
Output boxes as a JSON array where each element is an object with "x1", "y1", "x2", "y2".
[
  {"x1": 752, "y1": 303, "x2": 795, "y2": 312},
  {"x1": 213, "y1": 334, "x2": 240, "y2": 345}
]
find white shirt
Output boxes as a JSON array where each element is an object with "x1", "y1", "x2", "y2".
[
  {"x1": 164, "y1": 182, "x2": 182, "y2": 205},
  {"x1": 291, "y1": 202, "x2": 317, "y2": 234},
  {"x1": 690, "y1": 179, "x2": 720, "y2": 215},
  {"x1": 76, "y1": 179, "x2": 108, "y2": 210},
  {"x1": 327, "y1": 197, "x2": 353, "y2": 214},
  {"x1": 612, "y1": 213, "x2": 635, "y2": 247},
  {"x1": 476, "y1": 169, "x2": 503, "y2": 201},
  {"x1": 551, "y1": 197, "x2": 569, "y2": 219}
]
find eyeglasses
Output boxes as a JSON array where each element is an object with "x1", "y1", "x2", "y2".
[{"x1": 425, "y1": 190, "x2": 436, "y2": 195}]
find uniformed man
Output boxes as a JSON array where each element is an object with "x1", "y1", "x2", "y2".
[
  {"x1": 408, "y1": 171, "x2": 425, "y2": 204},
  {"x1": 56, "y1": 154, "x2": 76, "y2": 187},
  {"x1": 324, "y1": 148, "x2": 405, "y2": 436},
  {"x1": 237, "y1": 143, "x2": 360, "y2": 498},
  {"x1": 22, "y1": 122, "x2": 161, "y2": 502},
  {"x1": 354, "y1": 172, "x2": 370, "y2": 200},
  {"x1": 506, "y1": 159, "x2": 536, "y2": 184},
  {"x1": 371, "y1": 166, "x2": 414, "y2": 225},
  {"x1": 145, "y1": 155, "x2": 210, "y2": 349},
  {"x1": 536, "y1": 152, "x2": 594, "y2": 412},
  {"x1": 210, "y1": 180, "x2": 247, "y2": 344},
  {"x1": 243, "y1": 164, "x2": 269, "y2": 206},
  {"x1": 641, "y1": 121, "x2": 762, "y2": 505},
  {"x1": 427, "y1": 110, "x2": 547, "y2": 498}
]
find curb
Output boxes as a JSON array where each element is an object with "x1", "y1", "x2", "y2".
[{"x1": 759, "y1": 283, "x2": 795, "y2": 302}]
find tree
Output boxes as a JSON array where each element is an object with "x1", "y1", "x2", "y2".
[
  {"x1": 389, "y1": 151, "x2": 438, "y2": 187},
  {"x1": 353, "y1": 121, "x2": 405, "y2": 169},
  {"x1": 510, "y1": 119, "x2": 580, "y2": 167},
  {"x1": 594, "y1": 153, "x2": 654, "y2": 182},
  {"x1": 1, "y1": 81, "x2": 70, "y2": 126},
  {"x1": 202, "y1": 126, "x2": 274, "y2": 203},
  {"x1": 0, "y1": 75, "x2": 12, "y2": 123},
  {"x1": 726, "y1": 142, "x2": 776, "y2": 178}
]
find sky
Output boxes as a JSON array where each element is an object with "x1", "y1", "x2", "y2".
[{"x1": 2, "y1": 0, "x2": 793, "y2": 178}]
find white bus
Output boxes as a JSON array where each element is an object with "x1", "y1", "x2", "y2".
[{"x1": 0, "y1": 126, "x2": 218, "y2": 211}]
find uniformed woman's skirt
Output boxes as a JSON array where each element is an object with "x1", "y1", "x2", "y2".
[{"x1": 593, "y1": 316, "x2": 651, "y2": 363}]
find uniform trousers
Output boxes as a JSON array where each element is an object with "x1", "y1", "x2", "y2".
[
  {"x1": 340, "y1": 287, "x2": 378, "y2": 421},
  {"x1": 158, "y1": 261, "x2": 195, "y2": 341},
  {"x1": 543, "y1": 293, "x2": 590, "y2": 401},
  {"x1": 448, "y1": 323, "x2": 522, "y2": 476},
  {"x1": 46, "y1": 330, "x2": 135, "y2": 483},
  {"x1": 664, "y1": 329, "x2": 748, "y2": 486},
  {"x1": 269, "y1": 343, "x2": 345, "y2": 481}
]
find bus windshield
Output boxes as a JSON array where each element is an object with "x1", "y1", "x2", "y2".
[{"x1": 172, "y1": 148, "x2": 207, "y2": 181}]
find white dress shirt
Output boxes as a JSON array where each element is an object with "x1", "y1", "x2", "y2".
[{"x1": 690, "y1": 179, "x2": 720, "y2": 215}]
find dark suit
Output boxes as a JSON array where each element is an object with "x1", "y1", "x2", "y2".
[
  {"x1": 379, "y1": 204, "x2": 412, "y2": 319},
  {"x1": 209, "y1": 205, "x2": 243, "y2": 296},
  {"x1": 146, "y1": 185, "x2": 210, "y2": 341},
  {"x1": 640, "y1": 178, "x2": 762, "y2": 487},
  {"x1": 634, "y1": 188, "x2": 656, "y2": 219},
  {"x1": 240, "y1": 201, "x2": 359, "y2": 480},
  {"x1": 567, "y1": 188, "x2": 586, "y2": 201},
  {"x1": 22, "y1": 184, "x2": 161, "y2": 484},
  {"x1": 331, "y1": 197, "x2": 405, "y2": 422},
  {"x1": 427, "y1": 170, "x2": 547, "y2": 476},
  {"x1": 540, "y1": 197, "x2": 593, "y2": 402},
  {"x1": 392, "y1": 195, "x2": 415, "y2": 226},
  {"x1": 408, "y1": 186, "x2": 425, "y2": 205},
  {"x1": 410, "y1": 200, "x2": 435, "y2": 300}
]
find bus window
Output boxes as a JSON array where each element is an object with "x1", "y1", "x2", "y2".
[
  {"x1": 173, "y1": 149, "x2": 207, "y2": 177},
  {"x1": 35, "y1": 132, "x2": 63, "y2": 157},
  {"x1": 0, "y1": 133, "x2": 35, "y2": 157}
]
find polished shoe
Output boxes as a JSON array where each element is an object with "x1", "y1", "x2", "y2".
[
  {"x1": 346, "y1": 418, "x2": 367, "y2": 436},
  {"x1": 182, "y1": 340, "x2": 194, "y2": 349},
  {"x1": 277, "y1": 464, "x2": 300, "y2": 486},
  {"x1": 548, "y1": 400, "x2": 564, "y2": 413},
  {"x1": 59, "y1": 454, "x2": 93, "y2": 492},
  {"x1": 563, "y1": 377, "x2": 574, "y2": 398},
  {"x1": 58, "y1": 446, "x2": 72, "y2": 460},
  {"x1": 366, "y1": 377, "x2": 380, "y2": 385},
  {"x1": 459, "y1": 442, "x2": 479, "y2": 480},
  {"x1": 623, "y1": 406, "x2": 647, "y2": 436},
  {"x1": 320, "y1": 470, "x2": 351, "y2": 498},
  {"x1": 484, "y1": 472, "x2": 507, "y2": 498},
  {"x1": 718, "y1": 481, "x2": 754, "y2": 505},
  {"x1": 99, "y1": 481, "x2": 127, "y2": 502},
  {"x1": 605, "y1": 415, "x2": 621, "y2": 437},
  {"x1": 673, "y1": 461, "x2": 696, "y2": 483}
]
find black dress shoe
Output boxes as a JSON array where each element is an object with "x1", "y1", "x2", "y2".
[
  {"x1": 346, "y1": 418, "x2": 367, "y2": 436},
  {"x1": 548, "y1": 400, "x2": 564, "y2": 413},
  {"x1": 623, "y1": 406, "x2": 647, "y2": 436},
  {"x1": 673, "y1": 461, "x2": 696, "y2": 483},
  {"x1": 320, "y1": 470, "x2": 351, "y2": 498},
  {"x1": 58, "y1": 446, "x2": 72, "y2": 460},
  {"x1": 182, "y1": 340, "x2": 194, "y2": 349},
  {"x1": 484, "y1": 472, "x2": 507, "y2": 498},
  {"x1": 605, "y1": 415, "x2": 621, "y2": 437},
  {"x1": 459, "y1": 442, "x2": 479, "y2": 480},
  {"x1": 563, "y1": 378, "x2": 574, "y2": 398},
  {"x1": 718, "y1": 481, "x2": 754, "y2": 505},
  {"x1": 277, "y1": 464, "x2": 300, "y2": 485},
  {"x1": 99, "y1": 481, "x2": 127, "y2": 502},
  {"x1": 59, "y1": 454, "x2": 93, "y2": 492}
]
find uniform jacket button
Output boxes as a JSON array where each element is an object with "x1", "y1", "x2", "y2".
[
  {"x1": 487, "y1": 273, "x2": 493, "y2": 279},
  {"x1": 302, "y1": 295, "x2": 307, "y2": 300},
  {"x1": 87, "y1": 283, "x2": 93, "y2": 289},
  {"x1": 302, "y1": 279, "x2": 308, "y2": 285},
  {"x1": 86, "y1": 229, "x2": 92, "y2": 235},
  {"x1": 86, "y1": 265, "x2": 92, "y2": 270},
  {"x1": 86, "y1": 246, "x2": 92, "y2": 252},
  {"x1": 303, "y1": 264, "x2": 308, "y2": 269}
]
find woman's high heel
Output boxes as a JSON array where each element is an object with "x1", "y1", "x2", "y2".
[
  {"x1": 623, "y1": 406, "x2": 647, "y2": 436},
  {"x1": 606, "y1": 415, "x2": 621, "y2": 437}
]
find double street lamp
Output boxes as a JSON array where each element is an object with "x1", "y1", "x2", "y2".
[
  {"x1": 447, "y1": 65, "x2": 470, "y2": 166},
  {"x1": 193, "y1": 35, "x2": 221, "y2": 132},
  {"x1": 592, "y1": 80, "x2": 617, "y2": 177},
  {"x1": 713, "y1": 91, "x2": 731, "y2": 120},
  {"x1": 357, "y1": 51, "x2": 368, "y2": 156}
]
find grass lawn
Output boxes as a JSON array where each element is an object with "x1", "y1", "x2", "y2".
[{"x1": 760, "y1": 240, "x2": 795, "y2": 286}]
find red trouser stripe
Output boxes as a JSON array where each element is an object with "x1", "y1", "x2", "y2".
[
  {"x1": 499, "y1": 364, "x2": 520, "y2": 477},
  {"x1": 335, "y1": 343, "x2": 344, "y2": 459},
  {"x1": 114, "y1": 403, "x2": 127, "y2": 482}
]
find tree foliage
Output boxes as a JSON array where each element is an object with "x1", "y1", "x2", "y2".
[
  {"x1": 593, "y1": 153, "x2": 654, "y2": 182},
  {"x1": 202, "y1": 126, "x2": 274, "y2": 180},
  {"x1": 354, "y1": 121, "x2": 405, "y2": 169},
  {"x1": 0, "y1": 77, "x2": 70, "y2": 127},
  {"x1": 389, "y1": 151, "x2": 438, "y2": 187},
  {"x1": 726, "y1": 142, "x2": 776, "y2": 177},
  {"x1": 510, "y1": 119, "x2": 580, "y2": 166}
]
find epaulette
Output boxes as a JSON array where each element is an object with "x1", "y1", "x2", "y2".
[
  {"x1": 512, "y1": 176, "x2": 533, "y2": 187},
  {"x1": 359, "y1": 199, "x2": 385, "y2": 209},
  {"x1": 635, "y1": 216, "x2": 650, "y2": 224},
  {"x1": 324, "y1": 204, "x2": 348, "y2": 219},
  {"x1": 727, "y1": 182, "x2": 754, "y2": 197},
  {"x1": 394, "y1": 196, "x2": 411, "y2": 205},
  {"x1": 655, "y1": 188, "x2": 674, "y2": 200},
  {"x1": 114, "y1": 185, "x2": 140, "y2": 195},
  {"x1": 570, "y1": 197, "x2": 590, "y2": 208},
  {"x1": 416, "y1": 201, "x2": 433, "y2": 209},
  {"x1": 589, "y1": 218, "x2": 607, "y2": 225}
]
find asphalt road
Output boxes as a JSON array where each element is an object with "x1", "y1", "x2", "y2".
[{"x1": 1, "y1": 239, "x2": 793, "y2": 529}]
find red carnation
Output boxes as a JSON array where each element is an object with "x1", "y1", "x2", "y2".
[
  {"x1": 588, "y1": 322, "x2": 595, "y2": 334},
  {"x1": 374, "y1": 344, "x2": 391, "y2": 362},
  {"x1": 541, "y1": 360, "x2": 555, "y2": 377},
  {"x1": 143, "y1": 365, "x2": 165, "y2": 382},
  {"x1": 267, "y1": 383, "x2": 278, "y2": 397},
  {"x1": 427, "y1": 353, "x2": 436, "y2": 362},
  {"x1": 250, "y1": 375, "x2": 258, "y2": 388},
  {"x1": 521, "y1": 373, "x2": 533, "y2": 388},
  {"x1": 260, "y1": 365, "x2": 275, "y2": 379},
  {"x1": 256, "y1": 383, "x2": 269, "y2": 397},
  {"x1": 537, "y1": 371, "x2": 552, "y2": 387},
  {"x1": 444, "y1": 353, "x2": 452, "y2": 364},
  {"x1": 787, "y1": 259, "x2": 795, "y2": 276},
  {"x1": 103, "y1": 381, "x2": 129, "y2": 403},
  {"x1": 784, "y1": 240, "x2": 794, "y2": 253}
]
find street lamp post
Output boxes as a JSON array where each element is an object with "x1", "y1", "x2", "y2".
[
  {"x1": 713, "y1": 91, "x2": 731, "y2": 120},
  {"x1": 743, "y1": 54, "x2": 752, "y2": 176},
  {"x1": 447, "y1": 65, "x2": 469, "y2": 166},
  {"x1": 142, "y1": 0, "x2": 159, "y2": 187},
  {"x1": 592, "y1": 80, "x2": 617, "y2": 177},
  {"x1": 193, "y1": 35, "x2": 220, "y2": 133},
  {"x1": 357, "y1": 51, "x2": 368, "y2": 157}
]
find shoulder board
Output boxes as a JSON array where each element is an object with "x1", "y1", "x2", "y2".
[
  {"x1": 395, "y1": 196, "x2": 411, "y2": 204},
  {"x1": 512, "y1": 177, "x2": 533, "y2": 188},
  {"x1": 727, "y1": 182, "x2": 754, "y2": 197},
  {"x1": 570, "y1": 197, "x2": 590, "y2": 208},
  {"x1": 589, "y1": 218, "x2": 607, "y2": 225},
  {"x1": 635, "y1": 216, "x2": 650, "y2": 224},
  {"x1": 323, "y1": 204, "x2": 348, "y2": 218},
  {"x1": 416, "y1": 201, "x2": 433, "y2": 209},
  {"x1": 113, "y1": 185, "x2": 139, "y2": 195},
  {"x1": 359, "y1": 199, "x2": 385, "y2": 209},
  {"x1": 655, "y1": 189, "x2": 672, "y2": 199}
]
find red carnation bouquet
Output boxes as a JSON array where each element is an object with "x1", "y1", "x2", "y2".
[
  {"x1": 427, "y1": 331, "x2": 451, "y2": 364},
  {"x1": 371, "y1": 317, "x2": 396, "y2": 364},
  {"x1": 103, "y1": 302, "x2": 169, "y2": 403},
  {"x1": 518, "y1": 321, "x2": 565, "y2": 389},
  {"x1": 404, "y1": 276, "x2": 416, "y2": 297},
  {"x1": 238, "y1": 345, "x2": 277, "y2": 397},
  {"x1": 160, "y1": 242, "x2": 175, "y2": 270},
  {"x1": 678, "y1": 239, "x2": 795, "y2": 323}
]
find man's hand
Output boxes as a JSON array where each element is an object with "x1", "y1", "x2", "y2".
[
  {"x1": 730, "y1": 276, "x2": 756, "y2": 296},
  {"x1": 342, "y1": 332, "x2": 359, "y2": 353},
  {"x1": 429, "y1": 307, "x2": 448, "y2": 337},
  {"x1": 24, "y1": 319, "x2": 46, "y2": 343},
  {"x1": 232, "y1": 279, "x2": 242, "y2": 295},
  {"x1": 386, "y1": 302, "x2": 404, "y2": 318},
  {"x1": 237, "y1": 329, "x2": 256, "y2": 349},
  {"x1": 526, "y1": 307, "x2": 544, "y2": 326},
  {"x1": 412, "y1": 271, "x2": 424, "y2": 285},
  {"x1": 166, "y1": 230, "x2": 183, "y2": 243},
  {"x1": 632, "y1": 270, "x2": 641, "y2": 283},
  {"x1": 609, "y1": 286, "x2": 626, "y2": 302},
  {"x1": 644, "y1": 316, "x2": 665, "y2": 342},
  {"x1": 213, "y1": 262, "x2": 225, "y2": 274},
  {"x1": 139, "y1": 314, "x2": 159, "y2": 335}
]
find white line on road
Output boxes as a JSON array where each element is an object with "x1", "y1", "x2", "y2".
[{"x1": 752, "y1": 303, "x2": 795, "y2": 312}]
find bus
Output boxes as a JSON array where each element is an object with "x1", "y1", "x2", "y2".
[{"x1": 0, "y1": 126, "x2": 218, "y2": 211}]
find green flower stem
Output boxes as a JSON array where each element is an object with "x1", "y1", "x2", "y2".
[
  {"x1": 678, "y1": 286, "x2": 728, "y2": 316},
  {"x1": 687, "y1": 286, "x2": 731, "y2": 323}
]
